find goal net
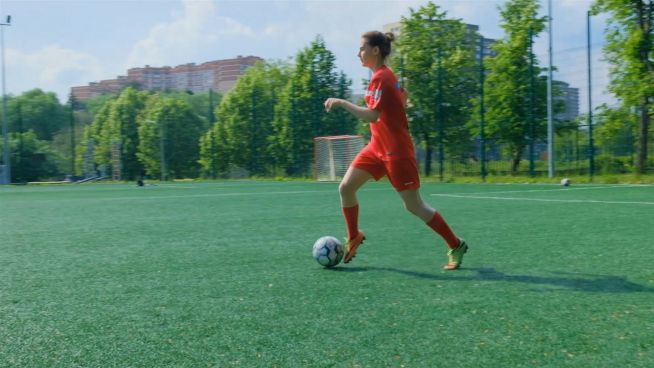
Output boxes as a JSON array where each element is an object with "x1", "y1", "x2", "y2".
[{"x1": 314, "y1": 135, "x2": 364, "y2": 181}]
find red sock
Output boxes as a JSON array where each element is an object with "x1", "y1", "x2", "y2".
[
  {"x1": 426, "y1": 212, "x2": 459, "y2": 249},
  {"x1": 342, "y1": 205, "x2": 359, "y2": 241}
]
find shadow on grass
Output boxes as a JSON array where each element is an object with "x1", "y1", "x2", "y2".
[{"x1": 331, "y1": 266, "x2": 654, "y2": 293}]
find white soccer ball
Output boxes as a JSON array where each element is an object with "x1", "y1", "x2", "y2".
[
  {"x1": 312, "y1": 236, "x2": 344, "y2": 268},
  {"x1": 561, "y1": 178, "x2": 571, "y2": 186}
]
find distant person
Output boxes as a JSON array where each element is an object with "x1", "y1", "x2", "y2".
[
  {"x1": 323, "y1": 31, "x2": 468, "y2": 270},
  {"x1": 137, "y1": 170, "x2": 145, "y2": 187}
]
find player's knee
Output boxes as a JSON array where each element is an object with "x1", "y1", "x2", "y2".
[
  {"x1": 339, "y1": 181, "x2": 353, "y2": 197},
  {"x1": 403, "y1": 201, "x2": 421, "y2": 216}
]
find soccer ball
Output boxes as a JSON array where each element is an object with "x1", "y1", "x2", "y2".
[
  {"x1": 312, "y1": 236, "x2": 344, "y2": 268},
  {"x1": 561, "y1": 178, "x2": 571, "y2": 186}
]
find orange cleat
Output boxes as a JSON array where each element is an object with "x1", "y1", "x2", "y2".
[
  {"x1": 443, "y1": 239, "x2": 468, "y2": 271},
  {"x1": 343, "y1": 231, "x2": 366, "y2": 264}
]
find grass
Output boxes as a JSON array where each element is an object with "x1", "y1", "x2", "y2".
[{"x1": 1, "y1": 181, "x2": 653, "y2": 367}]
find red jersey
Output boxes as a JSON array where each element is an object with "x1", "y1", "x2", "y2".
[{"x1": 364, "y1": 65, "x2": 415, "y2": 161}]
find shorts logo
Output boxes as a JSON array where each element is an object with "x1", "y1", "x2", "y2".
[{"x1": 404, "y1": 181, "x2": 414, "y2": 186}]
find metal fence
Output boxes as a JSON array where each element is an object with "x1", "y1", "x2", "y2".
[{"x1": 415, "y1": 138, "x2": 653, "y2": 180}]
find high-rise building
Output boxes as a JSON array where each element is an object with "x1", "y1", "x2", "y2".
[
  {"x1": 554, "y1": 81, "x2": 580, "y2": 121},
  {"x1": 71, "y1": 55, "x2": 262, "y2": 101},
  {"x1": 382, "y1": 21, "x2": 498, "y2": 60}
]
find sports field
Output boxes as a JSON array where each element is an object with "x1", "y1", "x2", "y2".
[{"x1": 1, "y1": 181, "x2": 653, "y2": 367}]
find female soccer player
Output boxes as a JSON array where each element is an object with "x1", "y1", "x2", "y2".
[{"x1": 324, "y1": 31, "x2": 468, "y2": 270}]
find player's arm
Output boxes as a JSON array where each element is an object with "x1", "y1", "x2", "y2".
[{"x1": 324, "y1": 98, "x2": 379, "y2": 122}]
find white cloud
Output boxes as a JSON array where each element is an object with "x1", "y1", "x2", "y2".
[
  {"x1": 126, "y1": 0, "x2": 253, "y2": 68},
  {"x1": 6, "y1": 45, "x2": 105, "y2": 102}
]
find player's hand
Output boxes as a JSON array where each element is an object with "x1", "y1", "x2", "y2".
[{"x1": 324, "y1": 98, "x2": 341, "y2": 112}]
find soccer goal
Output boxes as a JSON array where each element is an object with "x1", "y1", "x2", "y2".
[{"x1": 314, "y1": 135, "x2": 364, "y2": 181}]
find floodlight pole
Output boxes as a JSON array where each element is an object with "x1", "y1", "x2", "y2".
[
  {"x1": 0, "y1": 15, "x2": 11, "y2": 185},
  {"x1": 587, "y1": 10, "x2": 595, "y2": 179},
  {"x1": 159, "y1": 120, "x2": 166, "y2": 182},
  {"x1": 547, "y1": 0, "x2": 554, "y2": 178},
  {"x1": 437, "y1": 47, "x2": 444, "y2": 182},
  {"x1": 479, "y1": 35, "x2": 487, "y2": 182},
  {"x1": 528, "y1": 25, "x2": 535, "y2": 177}
]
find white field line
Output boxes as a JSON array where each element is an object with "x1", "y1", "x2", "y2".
[
  {"x1": 91, "y1": 188, "x2": 389, "y2": 202},
  {"x1": 430, "y1": 193, "x2": 654, "y2": 206},
  {"x1": 98, "y1": 190, "x2": 335, "y2": 201},
  {"x1": 430, "y1": 185, "x2": 630, "y2": 196}
]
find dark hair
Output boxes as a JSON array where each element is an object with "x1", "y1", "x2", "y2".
[{"x1": 362, "y1": 31, "x2": 395, "y2": 60}]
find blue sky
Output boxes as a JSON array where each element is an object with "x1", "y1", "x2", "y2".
[{"x1": 1, "y1": 0, "x2": 613, "y2": 108}]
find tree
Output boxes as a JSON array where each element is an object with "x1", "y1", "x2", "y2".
[
  {"x1": 474, "y1": 0, "x2": 548, "y2": 174},
  {"x1": 0, "y1": 130, "x2": 60, "y2": 182},
  {"x1": 594, "y1": 104, "x2": 639, "y2": 158},
  {"x1": 74, "y1": 88, "x2": 149, "y2": 179},
  {"x1": 76, "y1": 101, "x2": 113, "y2": 176},
  {"x1": 393, "y1": 2, "x2": 480, "y2": 176},
  {"x1": 200, "y1": 61, "x2": 289, "y2": 177},
  {"x1": 198, "y1": 123, "x2": 229, "y2": 178},
  {"x1": 79, "y1": 93, "x2": 119, "y2": 117},
  {"x1": 272, "y1": 36, "x2": 357, "y2": 176},
  {"x1": 137, "y1": 96, "x2": 206, "y2": 179},
  {"x1": 592, "y1": 0, "x2": 653, "y2": 174},
  {"x1": 6, "y1": 89, "x2": 67, "y2": 141},
  {"x1": 158, "y1": 89, "x2": 221, "y2": 127},
  {"x1": 102, "y1": 87, "x2": 150, "y2": 180}
]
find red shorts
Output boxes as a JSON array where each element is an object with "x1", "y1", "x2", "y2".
[{"x1": 351, "y1": 146, "x2": 420, "y2": 192}]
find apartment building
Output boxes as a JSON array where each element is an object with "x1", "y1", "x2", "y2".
[{"x1": 72, "y1": 55, "x2": 262, "y2": 101}]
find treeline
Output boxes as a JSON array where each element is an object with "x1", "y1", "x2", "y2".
[
  {"x1": 76, "y1": 36, "x2": 357, "y2": 180},
  {"x1": 1, "y1": 0, "x2": 651, "y2": 182}
]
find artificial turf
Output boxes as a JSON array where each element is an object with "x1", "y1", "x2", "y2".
[{"x1": 1, "y1": 181, "x2": 653, "y2": 367}]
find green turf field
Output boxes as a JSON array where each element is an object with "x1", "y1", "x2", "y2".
[{"x1": 1, "y1": 181, "x2": 653, "y2": 367}]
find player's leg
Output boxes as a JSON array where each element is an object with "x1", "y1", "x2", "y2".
[
  {"x1": 339, "y1": 166, "x2": 371, "y2": 263},
  {"x1": 398, "y1": 188, "x2": 468, "y2": 270},
  {"x1": 339, "y1": 165, "x2": 372, "y2": 237},
  {"x1": 339, "y1": 148, "x2": 386, "y2": 263},
  {"x1": 387, "y1": 158, "x2": 468, "y2": 270},
  {"x1": 398, "y1": 189, "x2": 458, "y2": 247},
  {"x1": 339, "y1": 165, "x2": 372, "y2": 209}
]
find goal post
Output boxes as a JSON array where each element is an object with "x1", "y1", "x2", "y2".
[{"x1": 314, "y1": 135, "x2": 364, "y2": 181}]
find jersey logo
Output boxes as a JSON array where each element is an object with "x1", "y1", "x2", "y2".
[
  {"x1": 366, "y1": 89, "x2": 382, "y2": 101},
  {"x1": 373, "y1": 89, "x2": 382, "y2": 101}
]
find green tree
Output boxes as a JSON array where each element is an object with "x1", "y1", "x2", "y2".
[
  {"x1": 201, "y1": 61, "x2": 289, "y2": 177},
  {"x1": 75, "y1": 101, "x2": 113, "y2": 176},
  {"x1": 272, "y1": 36, "x2": 357, "y2": 176},
  {"x1": 6, "y1": 89, "x2": 67, "y2": 141},
  {"x1": 394, "y1": 2, "x2": 480, "y2": 176},
  {"x1": 102, "y1": 87, "x2": 150, "y2": 180},
  {"x1": 74, "y1": 88, "x2": 149, "y2": 179},
  {"x1": 159, "y1": 89, "x2": 221, "y2": 126},
  {"x1": 198, "y1": 123, "x2": 229, "y2": 178},
  {"x1": 474, "y1": 0, "x2": 548, "y2": 174},
  {"x1": 79, "y1": 93, "x2": 119, "y2": 117},
  {"x1": 594, "y1": 104, "x2": 639, "y2": 156},
  {"x1": 592, "y1": 0, "x2": 653, "y2": 173},
  {"x1": 0, "y1": 130, "x2": 60, "y2": 182},
  {"x1": 137, "y1": 96, "x2": 206, "y2": 179}
]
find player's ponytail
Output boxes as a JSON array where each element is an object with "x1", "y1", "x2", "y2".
[{"x1": 362, "y1": 31, "x2": 395, "y2": 60}]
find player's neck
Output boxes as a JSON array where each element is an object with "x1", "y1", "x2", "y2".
[{"x1": 369, "y1": 61, "x2": 385, "y2": 73}]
